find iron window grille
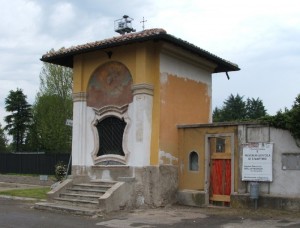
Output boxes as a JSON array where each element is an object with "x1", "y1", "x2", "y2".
[{"x1": 97, "y1": 116, "x2": 126, "y2": 157}]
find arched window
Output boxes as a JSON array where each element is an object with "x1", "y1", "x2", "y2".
[
  {"x1": 189, "y1": 151, "x2": 199, "y2": 171},
  {"x1": 97, "y1": 116, "x2": 126, "y2": 156}
]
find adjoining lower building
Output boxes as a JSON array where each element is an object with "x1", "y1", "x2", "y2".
[{"x1": 177, "y1": 122, "x2": 300, "y2": 211}]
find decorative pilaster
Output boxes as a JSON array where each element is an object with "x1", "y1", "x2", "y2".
[
  {"x1": 71, "y1": 92, "x2": 87, "y2": 175},
  {"x1": 129, "y1": 83, "x2": 154, "y2": 166}
]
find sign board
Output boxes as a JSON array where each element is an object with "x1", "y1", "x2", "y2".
[
  {"x1": 39, "y1": 175, "x2": 48, "y2": 181},
  {"x1": 242, "y1": 142, "x2": 273, "y2": 182},
  {"x1": 65, "y1": 119, "x2": 73, "y2": 127}
]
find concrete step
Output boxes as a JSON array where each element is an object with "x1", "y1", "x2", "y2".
[
  {"x1": 35, "y1": 202, "x2": 100, "y2": 216},
  {"x1": 72, "y1": 183, "x2": 112, "y2": 191},
  {"x1": 60, "y1": 192, "x2": 100, "y2": 201},
  {"x1": 66, "y1": 187, "x2": 106, "y2": 195},
  {"x1": 35, "y1": 179, "x2": 122, "y2": 216},
  {"x1": 90, "y1": 179, "x2": 117, "y2": 185},
  {"x1": 53, "y1": 197, "x2": 99, "y2": 208}
]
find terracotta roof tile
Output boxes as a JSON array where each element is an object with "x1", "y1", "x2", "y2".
[
  {"x1": 41, "y1": 28, "x2": 239, "y2": 73},
  {"x1": 42, "y1": 29, "x2": 166, "y2": 59}
]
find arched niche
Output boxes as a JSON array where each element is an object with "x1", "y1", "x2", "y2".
[
  {"x1": 87, "y1": 61, "x2": 133, "y2": 109},
  {"x1": 189, "y1": 151, "x2": 199, "y2": 171}
]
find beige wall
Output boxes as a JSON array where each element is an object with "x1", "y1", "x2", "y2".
[{"x1": 178, "y1": 126, "x2": 239, "y2": 191}]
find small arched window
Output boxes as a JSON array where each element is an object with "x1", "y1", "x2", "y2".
[{"x1": 189, "y1": 151, "x2": 199, "y2": 171}]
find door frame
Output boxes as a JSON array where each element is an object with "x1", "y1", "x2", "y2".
[{"x1": 204, "y1": 133, "x2": 235, "y2": 205}]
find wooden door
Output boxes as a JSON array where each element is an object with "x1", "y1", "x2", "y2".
[{"x1": 209, "y1": 137, "x2": 231, "y2": 206}]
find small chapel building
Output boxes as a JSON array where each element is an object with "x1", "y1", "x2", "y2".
[{"x1": 40, "y1": 28, "x2": 240, "y2": 212}]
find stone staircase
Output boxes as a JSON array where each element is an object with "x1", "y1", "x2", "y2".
[{"x1": 35, "y1": 180, "x2": 117, "y2": 216}]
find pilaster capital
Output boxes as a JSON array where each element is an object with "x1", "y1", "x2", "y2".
[
  {"x1": 131, "y1": 83, "x2": 154, "y2": 96},
  {"x1": 73, "y1": 92, "x2": 87, "y2": 102}
]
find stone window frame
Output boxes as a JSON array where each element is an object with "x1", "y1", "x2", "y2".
[{"x1": 91, "y1": 104, "x2": 131, "y2": 165}]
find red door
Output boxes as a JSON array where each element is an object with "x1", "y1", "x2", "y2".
[{"x1": 209, "y1": 137, "x2": 231, "y2": 206}]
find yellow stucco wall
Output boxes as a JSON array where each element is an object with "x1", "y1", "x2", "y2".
[
  {"x1": 178, "y1": 126, "x2": 239, "y2": 192},
  {"x1": 71, "y1": 40, "x2": 220, "y2": 170},
  {"x1": 158, "y1": 74, "x2": 211, "y2": 166},
  {"x1": 72, "y1": 41, "x2": 162, "y2": 166},
  {"x1": 73, "y1": 42, "x2": 160, "y2": 93}
]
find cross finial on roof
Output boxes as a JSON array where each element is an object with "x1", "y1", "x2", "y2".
[{"x1": 140, "y1": 17, "x2": 147, "y2": 30}]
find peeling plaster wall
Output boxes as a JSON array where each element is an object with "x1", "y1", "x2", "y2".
[
  {"x1": 159, "y1": 150, "x2": 178, "y2": 165},
  {"x1": 159, "y1": 52, "x2": 213, "y2": 166}
]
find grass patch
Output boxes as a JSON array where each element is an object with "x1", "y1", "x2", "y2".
[{"x1": 0, "y1": 187, "x2": 50, "y2": 199}]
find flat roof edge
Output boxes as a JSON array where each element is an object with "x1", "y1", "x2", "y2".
[{"x1": 177, "y1": 121, "x2": 266, "y2": 129}]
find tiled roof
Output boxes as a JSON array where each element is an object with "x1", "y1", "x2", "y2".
[{"x1": 41, "y1": 28, "x2": 240, "y2": 73}]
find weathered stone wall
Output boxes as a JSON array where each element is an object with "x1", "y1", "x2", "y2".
[
  {"x1": 231, "y1": 193, "x2": 300, "y2": 211},
  {"x1": 72, "y1": 165, "x2": 178, "y2": 208},
  {"x1": 133, "y1": 165, "x2": 178, "y2": 207},
  {"x1": 177, "y1": 190, "x2": 206, "y2": 207}
]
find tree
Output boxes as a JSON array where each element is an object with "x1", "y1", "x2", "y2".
[
  {"x1": 39, "y1": 62, "x2": 73, "y2": 99},
  {"x1": 246, "y1": 98, "x2": 267, "y2": 119},
  {"x1": 213, "y1": 94, "x2": 267, "y2": 122},
  {"x1": 30, "y1": 94, "x2": 72, "y2": 152},
  {"x1": 28, "y1": 62, "x2": 73, "y2": 153},
  {"x1": 288, "y1": 94, "x2": 300, "y2": 140},
  {"x1": 213, "y1": 94, "x2": 246, "y2": 122},
  {"x1": 223, "y1": 94, "x2": 247, "y2": 120},
  {"x1": 0, "y1": 124, "x2": 8, "y2": 152},
  {"x1": 212, "y1": 107, "x2": 223, "y2": 122},
  {"x1": 261, "y1": 94, "x2": 300, "y2": 142},
  {"x1": 4, "y1": 89, "x2": 32, "y2": 151}
]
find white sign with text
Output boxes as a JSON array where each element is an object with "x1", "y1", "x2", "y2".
[{"x1": 242, "y1": 142, "x2": 273, "y2": 182}]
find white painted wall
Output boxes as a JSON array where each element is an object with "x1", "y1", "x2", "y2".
[
  {"x1": 127, "y1": 92, "x2": 153, "y2": 166},
  {"x1": 268, "y1": 128, "x2": 300, "y2": 197},
  {"x1": 72, "y1": 100, "x2": 94, "y2": 170},
  {"x1": 72, "y1": 84, "x2": 154, "y2": 172},
  {"x1": 160, "y1": 52, "x2": 213, "y2": 97},
  {"x1": 239, "y1": 125, "x2": 300, "y2": 197}
]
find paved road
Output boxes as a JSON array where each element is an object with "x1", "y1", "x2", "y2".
[{"x1": 1, "y1": 198, "x2": 300, "y2": 228}]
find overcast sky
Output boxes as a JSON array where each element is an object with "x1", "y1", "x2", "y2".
[{"x1": 0, "y1": 0, "x2": 300, "y2": 127}]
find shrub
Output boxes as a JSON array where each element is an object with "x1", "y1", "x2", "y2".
[{"x1": 54, "y1": 161, "x2": 67, "y2": 181}]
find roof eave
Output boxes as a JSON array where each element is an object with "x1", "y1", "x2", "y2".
[
  {"x1": 41, "y1": 33, "x2": 240, "y2": 73},
  {"x1": 157, "y1": 34, "x2": 240, "y2": 73},
  {"x1": 40, "y1": 34, "x2": 163, "y2": 68}
]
